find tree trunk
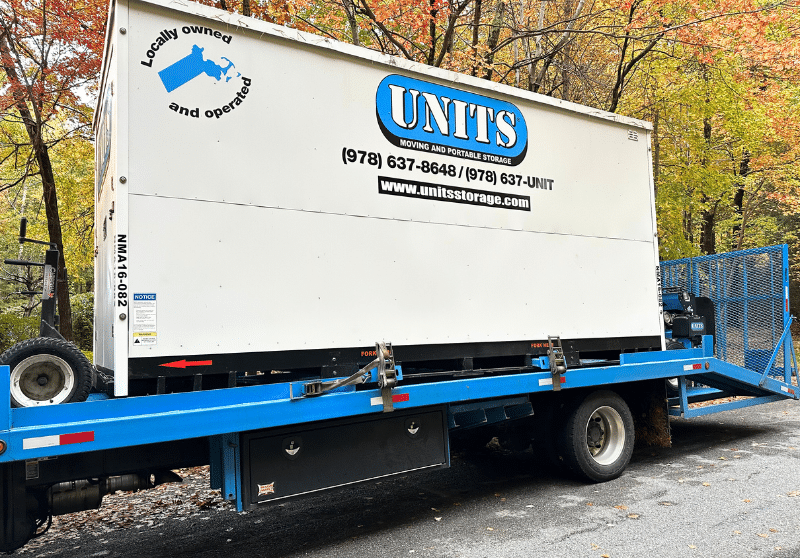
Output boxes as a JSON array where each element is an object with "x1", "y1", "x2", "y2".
[
  {"x1": 483, "y1": 1, "x2": 505, "y2": 80},
  {"x1": 428, "y1": 0, "x2": 437, "y2": 66},
  {"x1": 732, "y1": 149, "x2": 750, "y2": 248},
  {"x1": 700, "y1": 201, "x2": 716, "y2": 255},
  {"x1": 469, "y1": 0, "x2": 482, "y2": 76},
  {"x1": 699, "y1": 115, "x2": 715, "y2": 255},
  {"x1": 527, "y1": 0, "x2": 546, "y2": 91},
  {"x1": 652, "y1": 108, "x2": 659, "y2": 200},
  {"x1": 40, "y1": 141, "x2": 74, "y2": 340},
  {"x1": 512, "y1": 1, "x2": 520, "y2": 87},
  {"x1": 560, "y1": 42, "x2": 570, "y2": 100},
  {"x1": 342, "y1": 0, "x2": 360, "y2": 45},
  {"x1": 684, "y1": 209, "x2": 693, "y2": 244}
]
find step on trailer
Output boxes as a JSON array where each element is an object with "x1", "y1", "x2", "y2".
[{"x1": 0, "y1": 0, "x2": 797, "y2": 552}]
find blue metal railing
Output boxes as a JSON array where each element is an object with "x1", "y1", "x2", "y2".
[{"x1": 661, "y1": 245, "x2": 796, "y2": 384}]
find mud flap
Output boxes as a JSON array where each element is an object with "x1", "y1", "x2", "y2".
[{"x1": 0, "y1": 462, "x2": 35, "y2": 553}]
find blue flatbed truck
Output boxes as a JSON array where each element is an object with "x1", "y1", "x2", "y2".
[
  {"x1": 0, "y1": 0, "x2": 797, "y2": 550},
  {"x1": 0, "y1": 244, "x2": 796, "y2": 552}
]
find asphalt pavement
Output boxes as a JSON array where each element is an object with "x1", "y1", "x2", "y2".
[{"x1": 15, "y1": 398, "x2": 800, "y2": 558}]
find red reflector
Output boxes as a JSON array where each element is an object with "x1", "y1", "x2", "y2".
[
  {"x1": 560, "y1": 377, "x2": 566, "y2": 383},
  {"x1": 60, "y1": 431, "x2": 94, "y2": 445},
  {"x1": 392, "y1": 393, "x2": 410, "y2": 403},
  {"x1": 693, "y1": 363, "x2": 702, "y2": 370}
]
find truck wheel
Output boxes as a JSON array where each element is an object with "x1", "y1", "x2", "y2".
[
  {"x1": 0, "y1": 338, "x2": 92, "y2": 407},
  {"x1": 559, "y1": 390, "x2": 634, "y2": 482}
]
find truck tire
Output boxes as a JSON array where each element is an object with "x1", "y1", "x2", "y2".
[
  {"x1": 1, "y1": 338, "x2": 92, "y2": 407},
  {"x1": 558, "y1": 390, "x2": 634, "y2": 482}
]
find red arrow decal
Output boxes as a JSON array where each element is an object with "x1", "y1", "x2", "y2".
[{"x1": 159, "y1": 359, "x2": 213, "y2": 369}]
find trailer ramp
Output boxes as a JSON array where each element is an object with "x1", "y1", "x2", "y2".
[{"x1": 661, "y1": 245, "x2": 797, "y2": 417}]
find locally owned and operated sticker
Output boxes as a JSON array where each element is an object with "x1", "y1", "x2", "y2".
[{"x1": 139, "y1": 25, "x2": 252, "y2": 119}]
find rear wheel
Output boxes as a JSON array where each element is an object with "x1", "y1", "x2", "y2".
[
  {"x1": 558, "y1": 390, "x2": 634, "y2": 482},
  {"x1": 1, "y1": 338, "x2": 92, "y2": 407}
]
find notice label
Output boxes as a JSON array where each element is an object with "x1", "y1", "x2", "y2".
[{"x1": 132, "y1": 293, "x2": 157, "y2": 346}]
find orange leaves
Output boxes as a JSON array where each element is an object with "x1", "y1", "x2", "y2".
[
  {"x1": 1, "y1": 0, "x2": 107, "y2": 103},
  {"x1": 4, "y1": 0, "x2": 107, "y2": 59},
  {"x1": 596, "y1": 0, "x2": 800, "y2": 79}
]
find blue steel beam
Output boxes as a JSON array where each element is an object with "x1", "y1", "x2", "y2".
[
  {"x1": 758, "y1": 317, "x2": 796, "y2": 387},
  {"x1": 669, "y1": 395, "x2": 786, "y2": 418},
  {"x1": 0, "y1": 348, "x2": 797, "y2": 463}
]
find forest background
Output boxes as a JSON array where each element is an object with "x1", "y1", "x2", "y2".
[{"x1": 0, "y1": 0, "x2": 799, "y2": 353}]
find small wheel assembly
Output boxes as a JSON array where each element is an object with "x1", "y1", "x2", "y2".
[{"x1": 1, "y1": 338, "x2": 92, "y2": 407}]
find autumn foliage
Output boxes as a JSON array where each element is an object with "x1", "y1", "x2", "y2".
[{"x1": 1, "y1": 0, "x2": 800, "y2": 317}]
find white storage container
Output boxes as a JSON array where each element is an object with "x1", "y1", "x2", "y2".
[{"x1": 95, "y1": 0, "x2": 663, "y2": 395}]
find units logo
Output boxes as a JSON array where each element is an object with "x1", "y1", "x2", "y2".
[
  {"x1": 376, "y1": 75, "x2": 528, "y2": 166},
  {"x1": 140, "y1": 25, "x2": 252, "y2": 119}
]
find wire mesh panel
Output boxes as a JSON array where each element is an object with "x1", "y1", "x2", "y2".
[{"x1": 661, "y1": 246, "x2": 790, "y2": 378}]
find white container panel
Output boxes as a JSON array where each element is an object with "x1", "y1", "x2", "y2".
[{"x1": 127, "y1": 196, "x2": 660, "y2": 357}]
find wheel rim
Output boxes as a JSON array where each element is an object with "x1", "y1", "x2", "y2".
[
  {"x1": 584, "y1": 406, "x2": 625, "y2": 466},
  {"x1": 10, "y1": 354, "x2": 75, "y2": 406},
  {"x1": 666, "y1": 378, "x2": 680, "y2": 391}
]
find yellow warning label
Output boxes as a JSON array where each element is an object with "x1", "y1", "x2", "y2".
[{"x1": 133, "y1": 332, "x2": 157, "y2": 337}]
